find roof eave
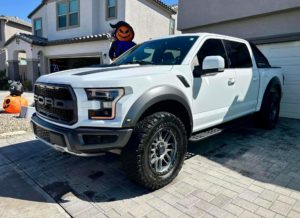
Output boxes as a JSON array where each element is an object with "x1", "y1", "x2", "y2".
[{"x1": 28, "y1": 1, "x2": 46, "y2": 19}]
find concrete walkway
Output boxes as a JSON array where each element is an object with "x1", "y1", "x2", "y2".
[{"x1": 0, "y1": 118, "x2": 300, "y2": 217}]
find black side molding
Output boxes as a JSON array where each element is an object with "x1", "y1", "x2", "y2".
[{"x1": 177, "y1": 75, "x2": 190, "y2": 88}]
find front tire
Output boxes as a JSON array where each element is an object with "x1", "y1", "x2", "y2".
[
  {"x1": 122, "y1": 112, "x2": 187, "y2": 190},
  {"x1": 257, "y1": 90, "x2": 281, "y2": 129}
]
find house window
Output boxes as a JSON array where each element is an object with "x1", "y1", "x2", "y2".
[
  {"x1": 169, "y1": 18, "x2": 175, "y2": 35},
  {"x1": 34, "y1": 18, "x2": 43, "y2": 37},
  {"x1": 57, "y1": 0, "x2": 79, "y2": 29},
  {"x1": 107, "y1": 0, "x2": 117, "y2": 19}
]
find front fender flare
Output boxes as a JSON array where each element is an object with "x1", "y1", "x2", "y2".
[{"x1": 122, "y1": 86, "x2": 193, "y2": 130}]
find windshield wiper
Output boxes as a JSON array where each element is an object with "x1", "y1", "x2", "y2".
[{"x1": 125, "y1": 60, "x2": 154, "y2": 65}]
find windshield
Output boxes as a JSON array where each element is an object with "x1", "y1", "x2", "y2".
[{"x1": 113, "y1": 36, "x2": 199, "y2": 66}]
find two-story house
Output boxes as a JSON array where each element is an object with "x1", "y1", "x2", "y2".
[
  {"x1": 5, "y1": 0, "x2": 178, "y2": 87},
  {"x1": 0, "y1": 16, "x2": 31, "y2": 73},
  {"x1": 178, "y1": 0, "x2": 300, "y2": 119}
]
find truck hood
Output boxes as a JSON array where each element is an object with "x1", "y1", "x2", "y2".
[{"x1": 37, "y1": 65, "x2": 173, "y2": 87}]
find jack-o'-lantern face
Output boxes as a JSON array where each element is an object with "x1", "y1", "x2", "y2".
[
  {"x1": 3, "y1": 98, "x2": 10, "y2": 109},
  {"x1": 116, "y1": 25, "x2": 134, "y2": 42}
]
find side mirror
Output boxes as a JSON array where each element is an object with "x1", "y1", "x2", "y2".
[{"x1": 193, "y1": 56, "x2": 225, "y2": 77}]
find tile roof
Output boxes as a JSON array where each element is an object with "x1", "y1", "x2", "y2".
[
  {"x1": 0, "y1": 15, "x2": 32, "y2": 28},
  {"x1": 4, "y1": 33, "x2": 110, "y2": 47},
  {"x1": 28, "y1": 0, "x2": 176, "y2": 18}
]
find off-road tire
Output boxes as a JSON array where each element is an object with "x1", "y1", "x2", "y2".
[
  {"x1": 257, "y1": 90, "x2": 281, "y2": 129},
  {"x1": 122, "y1": 112, "x2": 187, "y2": 190}
]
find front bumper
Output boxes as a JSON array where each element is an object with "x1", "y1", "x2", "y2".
[{"x1": 31, "y1": 113, "x2": 133, "y2": 156}]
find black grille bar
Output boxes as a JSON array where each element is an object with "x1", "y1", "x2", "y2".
[{"x1": 34, "y1": 83, "x2": 77, "y2": 125}]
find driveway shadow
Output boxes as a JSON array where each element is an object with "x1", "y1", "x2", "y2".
[{"x1": 0, "y1": 118, "x2": 299, "y2": 205}]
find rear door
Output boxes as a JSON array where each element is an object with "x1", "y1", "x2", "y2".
[{"x1": 223, "y1": 40, "x2": 260, "y2": 116}]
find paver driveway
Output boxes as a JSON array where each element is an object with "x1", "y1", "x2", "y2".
[{"x1": 0, "y1": 118, "x2": 300, "y2": 218}]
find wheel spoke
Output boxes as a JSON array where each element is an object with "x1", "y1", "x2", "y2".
[
  {"x1": 163, "y1": 132, "x2": 172, "y2": 143},
  {"x1": 164, "y1": 153, "x2": 171, "y2": 163},
  {"x1": 158, "y1": 158, "x2": 163, "y2": 171}
]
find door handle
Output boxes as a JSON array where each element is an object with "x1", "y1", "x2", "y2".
[
  {"x1": 253, "y1": 77, "x2": 259, "y2": 82},
  {"x1": 228, "y1": 78, "x2": 235, "y2": 86}
]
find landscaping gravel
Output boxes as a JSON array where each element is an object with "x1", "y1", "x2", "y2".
[{"x1": 0, "y1": 110, "x2": 32, "y2": 135}]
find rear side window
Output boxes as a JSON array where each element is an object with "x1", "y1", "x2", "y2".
[
  {"x1": 224, "y1": 40, "x2": 253, "y2": 68},
  {"x1": 197, "y1": 39, "x2": 228, "y2": 68},
  {"x1": 250, "y1": 44, "x2": 271, "y2": 68}
]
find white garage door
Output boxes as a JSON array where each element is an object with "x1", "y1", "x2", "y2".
[{"x1": 258, "y1": 41, "x2": 300, "y2": 119}]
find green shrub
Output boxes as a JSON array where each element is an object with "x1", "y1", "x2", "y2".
[
  {"x1": 23, "y1": 80, "x2": 32, "y2": 92},
  {"x1": 0, "y1": 70, "x2": 9, "y2": 90}
]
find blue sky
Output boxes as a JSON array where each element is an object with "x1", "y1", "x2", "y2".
[{"x1": 0, "y1": 0, "x2": 178, "y2": 22}]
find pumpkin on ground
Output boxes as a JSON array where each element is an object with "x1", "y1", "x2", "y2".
[{"x1": 3, "y1": 95, "x2": 28, "y2": 114}]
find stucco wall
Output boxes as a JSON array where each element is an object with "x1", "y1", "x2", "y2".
[
  {"x1": 178, "y1": 0, "x2": 300, "y2": 31},
  {"x1": 182, "y1": 8, "x2": 300, "y2": 40},
  {"x1": 125, "y1": 0, "x2": 173, "y2": 43},
  {"x1": 0, "y1": 21, "x2": 6, "y2": 71},
  {"x1": 5, "y1": 23, "x2": 31, "y2": 40},
  {"x1": 0, "y1": 21, "x2": 31, "y2": 72},
  {"x1": 31, "y1": 0, "x2": 126, "y2": 40}
]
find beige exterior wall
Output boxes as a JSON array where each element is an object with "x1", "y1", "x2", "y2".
[
  {"x1": 125, "y1": 0, "x2": 176, "y2": 43},
  {"x1": 0, "y1": 21, "x2": 31, "y2": 73},
  {"x1": 30, "y1": 0, "x2": 177, "y2": 43},
  {"x1": 178, "y1": 0, "x2": 300, "y2": 32},
  {"x1": 31, "y1": 0, "x2": 126, "y2": 40}
]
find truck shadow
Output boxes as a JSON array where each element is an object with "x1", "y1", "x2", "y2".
[{"x1": 0, "y1": 118, "x2": 299, "y2": 205}]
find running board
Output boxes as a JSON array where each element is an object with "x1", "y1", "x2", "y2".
[
  {"x1": 189, "y1": 128, "x2": 223, "y2": 142},
  {"x1": 189, "y1": 115, "x2": 254, "y2": 142}
]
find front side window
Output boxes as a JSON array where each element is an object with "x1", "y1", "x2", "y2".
[
  {"x1": 113, "y1": 36, "x2": 198, "y2": 66},
  {"x1": 107, "y1": 0, "x2": 117, "y2": 19},
  {"x1": 197, "y1": 39, "x2": 228, "y2": 68},
  {"x1": 34, "y1": 18, "x2": 43, "y2": 37},
  {"x1": 57, "y1": 0, "x2": 79, "y2": 29},
  {"x1": 224, "y1": 40, "x2": 253, "y2": 68}
]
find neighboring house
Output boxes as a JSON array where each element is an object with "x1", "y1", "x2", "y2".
[
  {"x1": 5, "y1": 0, "x2": 178, "y2": 87},
  {"x1": 0, "y1": 16, "x2": 31, "y2": 74},
  {"x1": 177, "y1": 0, "x2": 300, "y2": 119}
]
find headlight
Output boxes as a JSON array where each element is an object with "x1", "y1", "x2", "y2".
[{"x1": 85, "y1": 88, "x2": 125, "y2": 120}]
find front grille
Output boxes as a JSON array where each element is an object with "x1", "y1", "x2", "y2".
[{"x1": 34, "y1": 83, "x2": 77, "y2": 125}]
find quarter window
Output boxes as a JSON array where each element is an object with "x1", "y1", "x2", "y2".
[
  {"x1": 107, "y1": 0, "x2": 117, "y2": 19},
  {"x1": 197, "y1": 39, "x2": 228, "y2": 68},
  {"x1": 224, "y1": 40, "x2": 253, "y2": 68},
  {"x1": 57, "y1": 0, "x2": 79, "y2": 29},
  {"x1": 250, "y1": 44, "x2": 271, "y2": 68},
  {"x1": 34, "y1": 19, "x2": 43, "y2": 37}
]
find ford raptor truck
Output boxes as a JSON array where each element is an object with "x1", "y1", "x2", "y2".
[{"x1": 31, "y1": 33, "x2": 283, "y2": 190}]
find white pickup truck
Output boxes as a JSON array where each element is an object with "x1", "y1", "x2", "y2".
[{"x1": 32, "y1": 33, "x2": 283, "y2": 190}]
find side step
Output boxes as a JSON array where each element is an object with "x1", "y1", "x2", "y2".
[
  {"x1": 189, "y1": 128, "x2": 223, "y2": 142},
  {"x1": 189, "y1": 115, "x2": 255, "y2": 142}
]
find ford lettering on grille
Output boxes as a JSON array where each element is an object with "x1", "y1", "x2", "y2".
[{"x1": 34, "y1": 84, "x2": 77, "y2": 125}]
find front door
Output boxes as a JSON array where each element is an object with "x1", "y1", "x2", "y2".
[{"x1": 192, "y1": 38, "x2": 237, "y2": 132}]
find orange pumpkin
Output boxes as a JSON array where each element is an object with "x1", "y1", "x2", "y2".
[
  {"x1": 3, "y1": 96, "x2": 28, "y2": 114},
  {"x1": 116, "y1": 25, "x2": 134, "y2": 42}
]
